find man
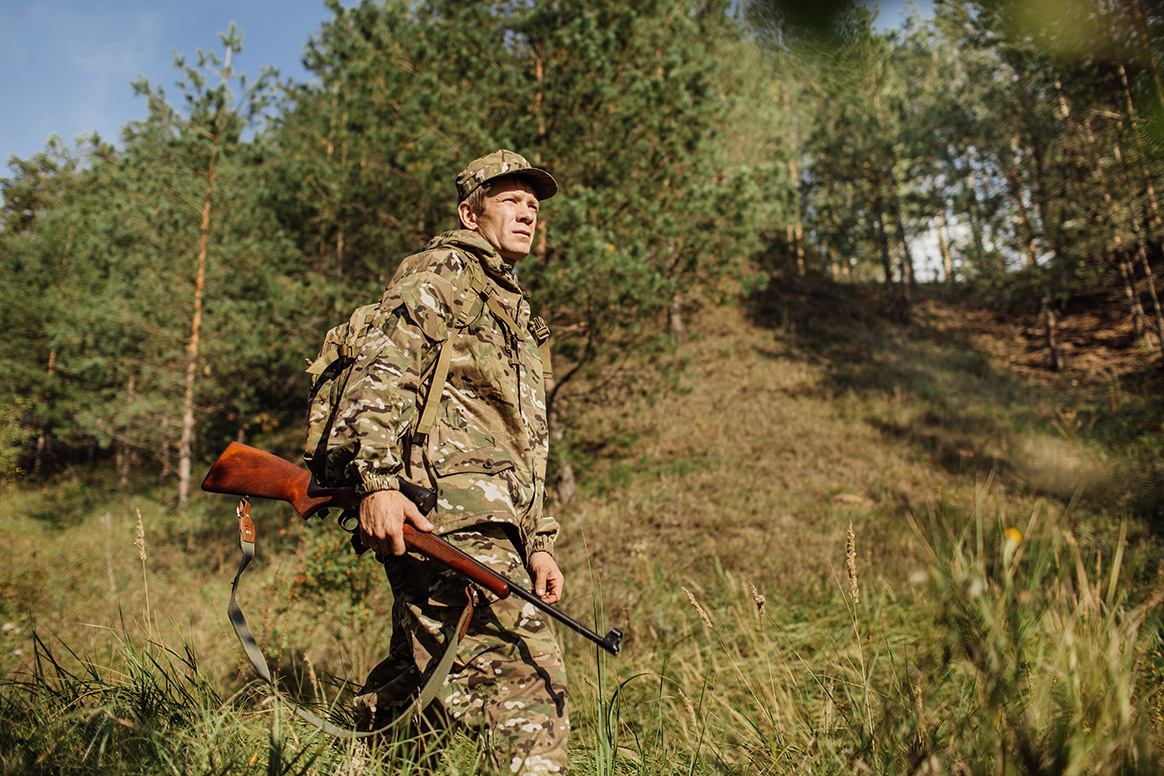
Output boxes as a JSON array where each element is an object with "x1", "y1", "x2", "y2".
[{"x1": 336, "y1": 150, "x2": 568, "y2": 775}]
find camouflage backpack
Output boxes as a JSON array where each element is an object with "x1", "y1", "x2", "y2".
[
  {"x1": 301, "y1": 260, "x2": 551, "y2": 489},
  {"x1": 302, "y1": 303, "x2": 380, "y2": 488}
]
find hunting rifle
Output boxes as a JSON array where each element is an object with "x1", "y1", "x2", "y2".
[{"x1": 201, "y1": 442, "x2": 622, "y2": 655}]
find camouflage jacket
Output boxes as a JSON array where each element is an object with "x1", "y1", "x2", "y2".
[{"x1": 334, "y1": 229, "x2": 557, "y2": 559}]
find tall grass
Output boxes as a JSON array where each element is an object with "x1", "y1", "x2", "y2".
[
  {"x1": 0, "y1": 627, "x2": 254, "y2": 774},
  {"x1": 609, "y1": 485, "x2": 1162, "y2": 775},
  {"x1": 2, "y1": 486, "x2": 1160, "y2": 775},
  {"x1": 0, "y1": 625, "x2": 495, "y2": 775}
]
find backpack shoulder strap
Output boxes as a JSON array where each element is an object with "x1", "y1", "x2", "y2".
[
  {"x1": 465, "y1": 258, "x2": 522, "y2": 339},
  {"x1": 529, "y1": 315, "x2": 553, "y2": 382},
  {"x1": 304, "y1": 304, "x2": 379, "y2": 378},
  {"x1": 414, "y1": 333, "x2": 457, "y2": 441},
  {"x1": 414, "y1": 257, "x2": 554, "y2": 441},
  {"x1": 413, "y1": 258, "x2": 494, "y2": 442}
]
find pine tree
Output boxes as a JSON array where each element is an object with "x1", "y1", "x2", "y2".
[
  {"x1": 0, "y1": 138, "x2": 105, "y2": 474},
  {"x1": 0, "y1": 28, "x2": 306, "y2": 493},
  {"x1": 275, "y1": 0, "x2": 767, "y2": 396},
  {"x1": 115, "y1": 27, "x2": 303, "y2": 506}
]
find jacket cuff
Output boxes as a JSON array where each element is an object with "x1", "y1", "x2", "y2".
[
  {"x1": 355, "y1": 472, "x2": 400, "y2": 496},
  {"x1": 524, "y1": 531, "x2": 556, "y2": 559}
]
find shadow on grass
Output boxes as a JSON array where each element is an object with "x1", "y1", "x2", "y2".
[{"x1": 745, "y1": 270, "x2": 1164, "y2": 521}]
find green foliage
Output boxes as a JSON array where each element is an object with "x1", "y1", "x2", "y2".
[
  {"x1": 0, "y1": 29, "x2": 312, "y2": 485},
  {"x1": 0, "y1": 395, "x2": 33, "y2": 483},
  {"x1": 273, "y1": 0, "x2": 767, "y2": 404},
  {"x1": 601, "y1": 497, "x2": 1161, "y2": 775},
  {"x1": 281, "y1": 517, "x2": 386, "y2": 629},
  {"x1": 745, "y1": 0, "x2": 1164, "y2": 355},
  {"x1": 2, "y1": 0, "x2": 1162, "y2": 484},
  {"x1": 2, "y1": 3, "x2": 782, "y2": 481},
  {"x1": 916, "y1": 502, "x2": 1160, "y2": 773},
  {"x1": 0, "y1": 629, "x2": 236, "y2": 775}
]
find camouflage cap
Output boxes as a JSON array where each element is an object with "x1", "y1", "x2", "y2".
[{"x1": 456, "y1": 149, "x2": 557, "y2": 203}]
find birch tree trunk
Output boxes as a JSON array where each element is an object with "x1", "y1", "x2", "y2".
[{"x1": 937, "y1": 205, "x2": 954, "y2": 283}]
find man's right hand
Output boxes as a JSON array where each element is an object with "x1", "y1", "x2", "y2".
[{"x1": 358, "y1": 489, "x2": 435, "y2": 556}]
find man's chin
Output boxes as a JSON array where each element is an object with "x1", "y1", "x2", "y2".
[{"x1": 503, "y1": 241, "x2": 533, "y2": 261}]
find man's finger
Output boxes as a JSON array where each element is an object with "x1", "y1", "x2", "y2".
[
  {"x1": 533, "y1": 565, "x2": 549, "y2": 597},
  {"x1": 544, "y1": 572, "x2": 561, "y2": 604},
  {"x1": 402, "y1": 497, "x2": 435, "y2": 532},
  {"x1": 388, "y1": 520, "x2": 408, "y2": 555}
]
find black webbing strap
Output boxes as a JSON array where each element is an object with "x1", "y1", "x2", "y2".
[{"x1": 227, "y1": 498, "x2": 468, "y2": 738}]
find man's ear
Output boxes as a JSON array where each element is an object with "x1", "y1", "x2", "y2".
[{"x1": 457, "y1": 200, "x2": 477, "y2": 231}]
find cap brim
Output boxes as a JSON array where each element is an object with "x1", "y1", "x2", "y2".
[{"x1": 500, "y1": 168, "x2": 558, "y2": 201}]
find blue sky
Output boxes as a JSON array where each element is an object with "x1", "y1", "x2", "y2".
[
  {"x1": 1, "y1": 0, "x2": 332, "y2": 165},
  {"x1": 1, "y1": 0, "x2": 929, "y2": 169}
]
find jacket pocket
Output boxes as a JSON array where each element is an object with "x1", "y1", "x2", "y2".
[
  {"x1": 427, "y1": 447, "x2": 521, "y2": 522},
  {"x1": 430, "y1": 447, "x2": 515, "y2": 478}
]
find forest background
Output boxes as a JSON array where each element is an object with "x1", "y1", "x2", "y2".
[{"x1": 2, "y1": 0, "x2": 1164, "y2": 774}]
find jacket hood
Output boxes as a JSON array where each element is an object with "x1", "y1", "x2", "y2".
[{"x1": 424, "y1": 229, "x2": 519, "y2": 290}]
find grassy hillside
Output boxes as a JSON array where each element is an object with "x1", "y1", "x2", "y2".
[{"x1": 2, "y1": 279, "x2": 1162, "y2": 774}]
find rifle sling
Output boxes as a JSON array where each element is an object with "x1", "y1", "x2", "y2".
[{"x1": 227, "y1": 498, "x2": 469, "y2": 738}]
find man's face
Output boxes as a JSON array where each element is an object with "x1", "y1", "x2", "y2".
[{"x1": 461, "y1": 178, "x2": 539, "y2": 264}]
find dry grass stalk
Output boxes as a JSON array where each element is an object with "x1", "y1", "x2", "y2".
[
  {"x1": 846, "y1": 521, "x2": 859, "y2": 605},
  {"x1": 749, "y1": 581, "x2": 767, "y2": 619},
  {"x1": 134, "y1": 509, "x2": 147, "y2": 562},
  {"x1": 304, "y1": 655, "x2": 322, "y2": 702},
  {"x1": 912, "y1": 678, "x2": 926, "y2": 745},
  {"x1": 677, "y1": 687, "x2": 698, "y2": 727},
  {"x1": 683, "y1": 586, "x2": 714, "y2": 630},
  {"x1": 135, "y1": 508, "x2": 151, "y2": 634}
]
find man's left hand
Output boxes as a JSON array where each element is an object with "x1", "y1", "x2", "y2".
[{"x1": 528, "y1": 551, "x2": 564, "y2": 604}]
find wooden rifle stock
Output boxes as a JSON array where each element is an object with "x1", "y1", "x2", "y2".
[
  {"x1": 201, "y1": 441, "x2": 358, "y2": 518},
  {"x1": 201, "y1": 442, "x2": 506, "y2": 597},
  {"x1": 201, "y1": 442, "x2": 622, "y2": 654}
]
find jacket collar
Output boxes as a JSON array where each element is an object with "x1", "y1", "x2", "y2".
[{"x1": 425, "y1": 229, "x2": 520, "y2": 291}]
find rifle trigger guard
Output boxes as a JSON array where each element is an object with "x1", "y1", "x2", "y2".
[
  {"x1": 338, "y1": 509, "x2": 371, "y2": 556},
  {"x1": 337, "y1": 508, "x2": 359, "y2": 533}
]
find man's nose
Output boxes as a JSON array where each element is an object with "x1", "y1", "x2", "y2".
[{"x1": 517, "y1": 206, "x2": 535, "y2": 224}]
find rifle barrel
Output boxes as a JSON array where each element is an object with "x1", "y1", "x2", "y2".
[{"x1": 508, "y1": 584, "x2": 623, "y2": 655}]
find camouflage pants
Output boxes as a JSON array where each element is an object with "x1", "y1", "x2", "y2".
[{"x1": 354, "y1": 525, "x2": 569, "y2": 775}]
